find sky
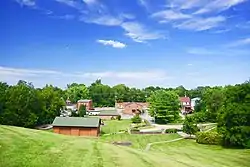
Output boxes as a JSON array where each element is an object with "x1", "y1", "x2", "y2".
[{"x1": 0, "y1": 0, "x2": 250, "y2": 89}]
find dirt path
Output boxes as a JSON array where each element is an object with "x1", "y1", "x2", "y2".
[{"x1": 145, "y1": 138, "x2": 183, "y2": 151}]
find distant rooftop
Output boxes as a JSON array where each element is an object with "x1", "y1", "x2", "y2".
[
  {"x1": 99, "y1": 110, "x2": 120, "y2": 116},
  {"x1": 77, "y1": 99, "x2": 91, "y2": 103},
  {"x1": 52, "y1": 117, "x2": 100, "y2": 127}
]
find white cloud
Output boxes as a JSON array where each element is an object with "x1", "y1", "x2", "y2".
[
  {"x1": 16, "y1": 0, "x2": 36, "y2": 6},
  {"x1": 175, "y1": 16, "x2": 226, "y2": 31},
  {"x1": 121, "y1": 22, "x2": 165, "y2": 42},
  {"x1": 138, "y1": 0, "x2": 150, "y2": 11},
  {"x1": 0, "y1": 66, "x2": 169, "y2": 88},
  {"x1": 227, "y1": 37, "x2": 250, "y2": 47},
  {"x1": 96, "y1": 40, "x2": 127, "y2": 48},
  {"x1": 151, "y1": 10, "x2": 192, "y2": 22},
  {"x1": 212, "y1": 29, "x2": 230, "y2": 34},
  {"x1": 166, "y1": 0, "x2": 206, "y2": 10},
  {"x1": 50, "y1": 14, "x2": 75, "y2": 20},
  {"x1": 80, "y1": 15, "x2": 123, "y2": 26},
  {"x1": 55, "y1": 0, "x2": 83, "y2": 10},
  {"x1": 194, "y1": 0, "x2": 248, "y2": 14},
  {"x1": 82, "y1": 0, "x2": 97, "y2": 5}
]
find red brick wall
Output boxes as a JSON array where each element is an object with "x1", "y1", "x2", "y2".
[{"x1": 53, "y1": 126, "x2": 99, "y2": 136}]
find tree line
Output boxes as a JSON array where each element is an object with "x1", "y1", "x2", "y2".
[
  {"x1": 0, "y1": 79, "x2": 249, "y2": 149},
  {"x1": 0, "y1": 79, "x2": 207, "y2": 128},
  {"x1": 185, "y1": 81, "x2": 250, "y2": 148}
]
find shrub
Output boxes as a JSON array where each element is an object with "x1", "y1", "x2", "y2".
[
  {"x1": 165, "y1": 128, "x2": 177, "y2": 133},
  {"x1": 196, "y1": 131, "x2": 222, "y2": 145},
  {"x1": 131, "y1": 115, "x2": 142, "y2": 124},
  {"x1": 183, "y1": 116, "x2": 198, "y2": 136},
  {"x1": 116, "y1": 115, "x2": 121, "y2": 120},
  {"x1": 192, "y1": 112, "x2": 208, "y2": 123}
]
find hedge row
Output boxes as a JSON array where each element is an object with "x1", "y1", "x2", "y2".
[
  {"x1": 165, "y1": 129, "x2": 178, "y2": 133},
  {"x1": 196, "y1": 131, "x2": 222, "y2": 145}
]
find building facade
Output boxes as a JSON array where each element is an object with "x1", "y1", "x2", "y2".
[
  {"x1": 77, "y1": 99, "x2": 93, "y2": 111},
  {"x1": 179, "y1": 97, "x2": 192, "y2": 114},
  {"x1": 52, "y1": 117, "x2": 101, "y2": 137},
  {"x1": 116, "y1": 102, "x2": 148, "y2": 115}
]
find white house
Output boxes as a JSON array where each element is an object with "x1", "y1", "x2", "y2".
[{"x1": 191, "y1": 97, "x2": 201, "y2": 109}]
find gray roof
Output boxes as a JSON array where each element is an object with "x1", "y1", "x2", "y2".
[
  {"x1": 99, "y1": 110, "x2": 120, "y2": 116},
  {"x1": 52, "y1": 117, "x2": 100, "y2": 128},
  {"x1": 77, "y1": 99, "x2": 91, "y2": 103}
]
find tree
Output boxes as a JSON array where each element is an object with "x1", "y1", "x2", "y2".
[
  {"x1": 89, "y1": 80, "x2": 114, "y2": 107},
  {"x1": 175, "y1": 85, "x2": 187, "y2": 97},
  {"x1": 38, "y1": 85, "x2": 65, "y2": 124},
  {"x1": 112, "y1": 84, "x2": 130, "y2": 102},
  {"x1": 183, "y1": 116, "x2": 198, "y2": 136},
  {"x1": 131, "y1": 115, "x2": 142, "y2": 124},
  {"x1": 0, "y1": 82, "x2": 9, "y2": 123},
  {"x1": 66, "y1": 83, "x2": 89, "y2": 103},
  {"x1": 202, "y1": 87, "x2": 224, "y2": 122},
  {"x1": 217, "y1": 82, "x2": 250, "y2": 148},
  {"x1": 147, "y1": 90, "x2": 180, "y2": 124},
  {"x1": 1, "y1": 81, "x2": 42, "y2": 128},
  {"x1": 78, "y1": 104, "x2": 87, "y2": 117}
]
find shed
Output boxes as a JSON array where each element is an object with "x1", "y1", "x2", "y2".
[
  {"x1": 98, "y1": 110, "x2": 120, "y2": 120},
  {"x1": 52, "y1": 117, "x2": 101, "y2": 136}
]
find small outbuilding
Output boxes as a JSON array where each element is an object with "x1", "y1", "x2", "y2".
[
  {"x1": 52, "y1": 117, "x2": 101, "y2": 137},
  {"x1": 98, "y1": 110, "x2": 120, "y2": 120}
]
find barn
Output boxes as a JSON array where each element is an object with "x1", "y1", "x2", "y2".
[{"x1": 52, "y1": 117, "x2": 101, "y2": 137}]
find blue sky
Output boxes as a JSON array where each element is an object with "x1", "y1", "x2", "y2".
[{"x1": 0, "y1": 0, "x2": 250, "y2": 89}]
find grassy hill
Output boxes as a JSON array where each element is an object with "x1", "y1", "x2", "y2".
[{"x1": 1, "y1": 125, "x2": 250, "y2": 167}]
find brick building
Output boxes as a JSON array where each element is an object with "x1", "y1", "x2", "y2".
[
  {"x1": 179, "y1": 96, "x2": 192, "y2": 113},
  {"x1": 116, "y1": 102, "x2": 148, "y2": 115},
  {"x1": 77, "y1": 99, "x2": 93, "y2": 111},
  {"x1": 52, "y1": 117, "x2": 101, "y2": 137}
]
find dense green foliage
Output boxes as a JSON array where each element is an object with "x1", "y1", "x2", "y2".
[
  {"x1": 217, "y1": 82, "x2": 250, "y2": 148},
  {"x1": 192, "y1": 81, "x2": 250, "y2": 148},
  {"x1": 78, "y1": 104, "x2": 87, "y2": 117},
  {"x1": 165, "y1": 128, "x2": 178, "y2": 133},
  {"x1": 66, "y1": 83, "x2": 89, "y2": 103},
  {"x1": 196, "y1": 131, "x2": 222, "y2": 145},
  {"x1": 131, "y1": 115, "x2": 142, "y2": 124},
  {"x1": 183, "y1": 116, "x2": 198, "y2": 136},
  {"x1": 147, "y1": 90, "x2": 180, "y2": 124},
  {"x1": 0, "y1": 81, "x2": 65, "y2": 128}
]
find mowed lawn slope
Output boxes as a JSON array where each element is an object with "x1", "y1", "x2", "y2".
[
  {"x1": 1, "y1": 125, "x2": 250, "y2": 167},
  {"x1": 151, "y1": 139, "x2": 250, "y2": 167},
  {"x1": 0, "y1": 125, "x2": 183, "y2": 167}
]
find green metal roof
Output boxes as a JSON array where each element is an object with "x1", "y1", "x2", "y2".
[
  {"x1": 99, "y1": 110, "x2": 120, "y2": 116},
  {"x1": 52, "y1": 117, "x2": 100, "y2": 127}
]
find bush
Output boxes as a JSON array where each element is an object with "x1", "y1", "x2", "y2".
[
  {"x1": 183, "y1": 116, "x2": 198, "y2": 136},
  {"x1": 116, "y1": 115, "x2": 121, "y2": 120},
  {"x1": 165, "y1": 128, "x2": 177, "y2": 133},
  {"x1": 192, "y1": 112, "x2": 208, "y2": 123},
  {"x1": 131, "y1": 115, "x2": 142, "y2": 124},
  {"x1": 196, "y1": 131, "x2": 222, "y2": 145}
]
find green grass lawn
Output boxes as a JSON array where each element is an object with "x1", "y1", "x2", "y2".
[
  {"x1": 1, "y1": 123, "x2": 250, "y2": 167},
  {"x1": 100, "y1": 133, "x2": 180, "y2": 150},
  {"x1": 101, "y1": 119, "x2": 131, "y2": 134},
  {"x1": 0, "y1": 125, "x2": 174, "y2": 167},
  {"x1": 151, "y1": 139, "x2": 250, "y2": 167}
]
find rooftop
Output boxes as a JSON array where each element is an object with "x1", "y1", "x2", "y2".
[
  {"x1": 77, "y1": 99, "x2": 92, "y2": 103},
  {"x1": 52, "y1": 117, "x2": 100, "y2": 127},
  {"x1": 99, "y1": 110, "x2": 120, "y2": 116},
  {"x1": 179, "y1": 97, "x2": 190, "y2": 102}
]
